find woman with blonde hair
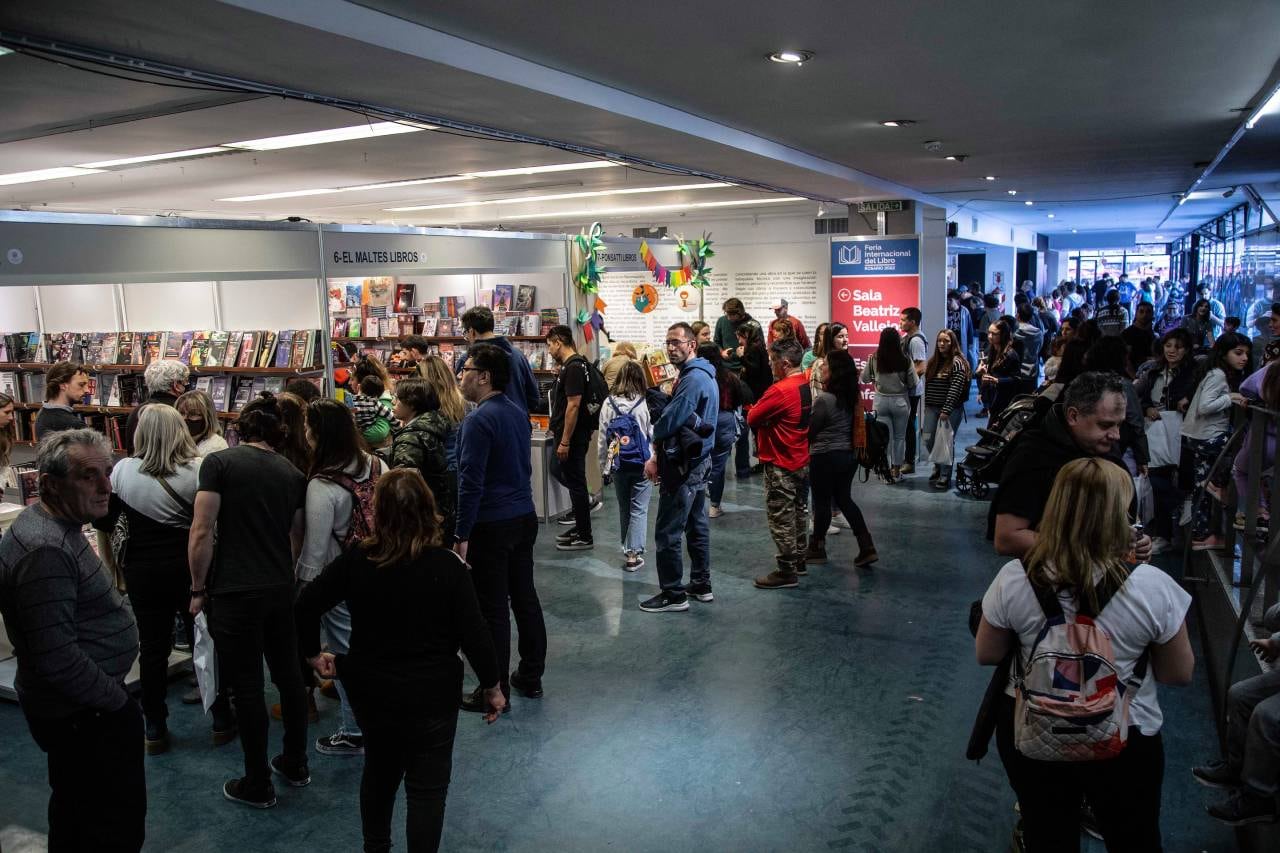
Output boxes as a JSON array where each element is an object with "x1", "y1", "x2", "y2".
[
  {"x1": 976, "y1": 457, "x2": 1194, "y2": 851},
  {"x1": 295, "y1": 469, "x2": 503, "y2": 853},
  {"x1": 416, "y1": 355, "x2": 469, "y2": 466},
  {"x1": 0, "y1": 391, "x2": 14, "y2": 483},
  {"x1": 602, "y1": 341, "x2": 639, "y2": 388},
  {"x1": 92, "y1": 404, "x2": 210, "y2": 754},
  {"x1": 175, "y1": 389, "x2": 228, "y2": 456}
]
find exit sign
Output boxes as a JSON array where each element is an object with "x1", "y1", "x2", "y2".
[{"x1": 856, "y1": 200, "x2": 907, "y2": 213}]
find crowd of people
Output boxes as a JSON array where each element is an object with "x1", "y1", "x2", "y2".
[{"x1": 1, "y1": 282, "x2": 1278, "y2": 851}]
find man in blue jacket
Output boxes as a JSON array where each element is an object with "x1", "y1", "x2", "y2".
[
  {"x1": 639, "y1": 322, "x2": 719, "y2": 613},
  {"x1": 455, "y1": 343, "x2": 546, "y2": 709},
  {"x1": 461, "y1": 306, "x2": 541, "y2": 412}
]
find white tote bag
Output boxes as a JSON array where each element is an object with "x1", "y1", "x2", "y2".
[
  {"x1": 192, "y1": 610, "x2": 218, "y2": 714},
  {"x1": 929, "y1": 418, "x2": 955, "y2": 466},
  {"x1": 1134, "y1": 474, "x2": 1155, "y2": 525},
  {"x1": 1144, "y1": 411, "x2": 1183, "y2": 468}
]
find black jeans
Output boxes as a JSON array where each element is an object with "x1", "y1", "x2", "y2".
[
  {"x1": 357, "y1": 709, "x2": 459, "y2": 853},
  {"x1": 26, "y1": 699, "x2": 146, "y2": 852},
  {"x1": 995, "y1": 695, "x2": 1165, "y2": 852},
  {"x1": 124, "y1": 563, "x2": 189, "y2": 724},
  {"x1": 209, "y1": 586, "x2": 309, "y2": 791},
  {"x1": 905, "y1": 395, "x2": 920, "y2": 466},
  {"x1": 550, "y1": 437, "x2": 592, "y2": 538},
  {"x1": 809, "y1": 451, "x2": 871, "y2": 542},
  {"x1": 467, "y1": 512, "x2": 545, "y2": 692}
]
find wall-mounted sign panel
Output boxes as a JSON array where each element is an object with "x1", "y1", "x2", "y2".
[{"x1": 320, "y1": 227, "x2": 566, "y2": 276}]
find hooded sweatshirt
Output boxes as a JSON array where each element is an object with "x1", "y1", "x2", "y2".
[
  {"x1": 653, "y1": 356, "x2": 719, "y2": 463},
  {"x1": 486, "y1": 334, "x2": 541, "y2": 413}
]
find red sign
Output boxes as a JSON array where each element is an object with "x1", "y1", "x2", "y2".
[{"x1": 831, "y1": 273, "x2": 920, "y2": 400}]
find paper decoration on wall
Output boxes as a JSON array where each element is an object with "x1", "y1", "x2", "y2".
[
  {"x1": 632, "y1": 283, "x2": 658, "y2": 314},
  {"x1": 673, "y1": 285, "x2": 700, "y2": 312},
  {"x1": 639, "y1": 240, "x2": 694, "y2": 289},
  {"x1": 572, "y1": 222, "x2": 605, "y2": 294},
  {"x1": 676, "y1": 232, "x2": 714, "y2": 289},
  {"x1": 579, "y1": 296, "x2": 607, "y2": 343}
]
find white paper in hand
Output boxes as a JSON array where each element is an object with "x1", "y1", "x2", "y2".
[{"x1": 192, "y1": 611, "x2": 218, "y2": 714}]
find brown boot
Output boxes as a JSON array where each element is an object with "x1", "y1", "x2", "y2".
[
  {"x1": 854, "y1": 535, "x2": 879, "y2": 567},
  {"x1": 754, "y1": 569, "x2": 799, "y2": 589},
  {"x1": 805, "y1": 535, "x2": 827, "y2": 564}
]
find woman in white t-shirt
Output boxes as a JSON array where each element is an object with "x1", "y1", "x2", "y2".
[
  {"x1": 976, "y1": 457, "x2": 1194, "y2": 852},
  {"x1": 176, "y1": 390, "x2": 229, "y2": 456}
]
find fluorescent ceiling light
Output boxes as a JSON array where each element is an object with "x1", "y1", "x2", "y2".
[
  {"x1": 1245, "y1": 86, "x2": 1280, "y2": 129},
  {"x1": 1007, "y1": 189, "x2": 1017, "y2": 196},
  {"x1": 466, "y1": 162, "x2": 619, "y2": 179},
  {"x1": 77, "y1": 147, "x2": 233, "y2": 168},
  {"x1": 225, "y1": 121, "x2": 427, "y2": 151},
  {"x1": 0, "y1": 166, "x2": 103, "y2": 186},
  {"x1": 1024, "y1": 200, "x2": 1033, "y2": 206},
  {"x1": 984, "y1": 176, "x2": 997, "y2": 181},
  {"x1": 220, "y1": 175, "x2": 472, "y2": 202},
  {"x1": 387, "y1": 182, "x2": 732, "y2": 212},
  {"x1": 493, "y1": 196, "x2": 805, "y2": 221},
  {"x1": 0, "y1": 47, "x2": 13, "y2": 58}
]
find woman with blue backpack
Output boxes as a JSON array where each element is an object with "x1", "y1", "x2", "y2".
[
  {"x1": 976, "y1": 457, "x2": 1193, "y2": 851},
  {"x1": 598, "y1": 360, "x2": 656, "y2": 572},
  {"x1": 697, "y1": 343, "x2": 754, "y2": 519}
]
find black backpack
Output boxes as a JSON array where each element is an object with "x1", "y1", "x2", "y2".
[
  {"x1": 857, "y1": 413, "x2": 893, "y2": 482},
  {"x1": 579, "y1": 358, "x2": 610, "y2": 430}
]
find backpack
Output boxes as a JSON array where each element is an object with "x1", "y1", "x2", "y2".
[
  {"x1": 570, "y1": 356, "x2": 610, "y2": 430},
  {"x1": 1012, "y1": 572, "x2": 1149, "y2": 762},
  {"x1": 604, "y1": 397, "x2": 650, "y2": 472},
  {"x1": 856, "y1": 412, "x2": 892, "y2": 482},
  {"x1": 315, "y1": 465, "x2": 380, "y2": 551}
]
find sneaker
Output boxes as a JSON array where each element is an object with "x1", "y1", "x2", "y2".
[
  {"x1": 315, "y1": 732, "x2": 364, "y2": 756},
  {"x1": 1192, "y1": 535, "x2": 1227, "y2": 552},
  {"x1": 271, "y1": 692, "x2": 319, "y2": 724},
  {"x1": 1207, "y1": 791, "x2": 1279, "y2": 826},
  {"x1": 556, "y1": 509, "x2": 576, "y2": 526},
  {"x1": 1148, "y1": 536, "x2": 1171, "y2": 556},
  {"x1": 639, "y1": 590, "x2": 690, "y2": 612},
  {"x1": 590, "y1": 498, "x2": 604, "y2": 514},
  {"x1": 708, "y1": 505, "x2": 724, "y2": 519},
  {"x1": 754, "y1": 570, "x2": 799, "y2": 590},
  {"x1": 1234, "y1": 512, "x2": 1271, "y2": 531},
  {"x1": 623, "y1": 553, "x2": 644, "y2": 572},
  {"x1": 1192, "y1": 759, "x2": 1240, "y2": 789},
  {"x1": 826, "y1": 524, "x2": 840, "y2": 535},
  {"x1": 510, "y1": 670, "x2": 544, "y2": 699},
  {"x1": 556, "y1": 531, "x2": 594, "y2": 551},
  {"x1": 144, "y1": 719, "x2": 170, "y2": 756},
  {"x1": 223, "y1": 777, "x2": 277, "y2": 809},
  {"x1": 687, "y1": 582, "x2": 714, "y2": 602},
  {"x1": 556, "y1": 527, "x2": 579, "y2": 543},
  {"x1": 832, "y1": 515, "x2": 851, "y2": 530},
  {"x1": 270, "y1": 754, "x2": 311, "y2": 787}
]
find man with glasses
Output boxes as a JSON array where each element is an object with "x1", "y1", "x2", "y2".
[
  {"x1": 455, "y1": 344, "x2": 545, "y2": 708},
  {"x1": 639, "y1": 323, "x2": 719, "y2": 613},
  {"x1": 460, "y1": 306, "x2": 540, "y2": 412}
]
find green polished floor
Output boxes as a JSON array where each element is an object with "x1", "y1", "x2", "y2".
[{"x1": 0, "y1": 410, "x2": 1241, "y2": 852}]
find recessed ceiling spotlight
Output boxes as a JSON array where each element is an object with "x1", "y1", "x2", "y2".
[
  {"x1": 879, "y1": 120, "x2": 916, "y2": 127},
  {"x1": 1024, "y1": 200, "x2": 1033, "y2": 206},
  {"x1": 1007, "y1": 189, "x2": 1017, "y2": 196},
  {"x1": 1047, "y1": 213, "x2": 1055, "y2": 218},
  {"x1": 984, "y1": 176, "x2": 998, "y2": 181},
  {"x1": 767, "y1": 50, "x2": 814, "y2": 64},
  {"x1": 944, "y1": 154, "x2": 968, "y2": 162},
  {"x1": 1071, "y1": 229, "x2": 1078, "y2": 234}
]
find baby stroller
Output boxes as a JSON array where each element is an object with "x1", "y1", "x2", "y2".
[{"x1": 955, "y1": 389, "x2": 1057, "y2": 499}]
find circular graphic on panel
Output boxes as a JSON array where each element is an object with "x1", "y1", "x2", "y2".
[
  {"x1": 632, "y1": 283, "x2": 658, "y2": 314},
  {"x1": 674, "y1": 285, "x2": 700, "y2": 312}
]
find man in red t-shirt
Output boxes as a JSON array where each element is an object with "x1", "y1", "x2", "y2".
[
  {"x1": 768, "y1": 298, "x2": 811, "y2": 349},
  {"x1": 747, "y1": 338, "x2": 812, "y2": 588}
]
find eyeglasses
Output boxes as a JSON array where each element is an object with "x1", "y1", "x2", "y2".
[
  {"x1": 460, "y1": 366, "x2": 484, "y2": 373},
  {"x1": 664, "y1": 339, "x2": 692, "y2": 347}
]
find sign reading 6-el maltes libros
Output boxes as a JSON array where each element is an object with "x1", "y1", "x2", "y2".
[{"x1": 830, "y1": 236, "x2": 921, "y2": 398}]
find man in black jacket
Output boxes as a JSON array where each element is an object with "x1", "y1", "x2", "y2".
[
  {"x1": 461, "y1": 306, "x2": 541, "y2": 413},
  {"x1": 34, "y1": 362, "x2": 88, "y2": 439},
  {"x1": 123, "y1": 359, "x2": 190, "y2": 453}
]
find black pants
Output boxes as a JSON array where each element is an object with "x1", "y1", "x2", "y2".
[
  {"x1": 550, "y1": 437, "x2": 592, "y2": 539},
  {"x1": 467, "y1": 512, "x2": 545, "y2": 692},
  {"x1": 809, "y1": 451, "x2": 871, "y2": 541},
  {"x1": 357, "y1": 709, "x2": 459, "y2": 853},
  {"x1": 905, "y1": 395, "x2": 920, "y2": 466},
  {"x1": 209, "y1": 586, "x2": 309, "y2": 791},
  {"x1": 26, "y1": 699, "x2": 146, "y2": 852},
  {"x1": 995, "y1": 695, "x2": 1165, "y2": 852},
  {"x1": 124, "y1": 563, "x2": 189, "y2": 724}
]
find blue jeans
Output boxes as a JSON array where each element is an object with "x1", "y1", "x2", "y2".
[
  {"x1": 322, "y1": 603, "x2": 362, "y2": 737},
  {"x1": 655, "y1": 456, "x2": 712, "y2": 591},
  {"x1": 708, "y1": 447, "x2": 732, "y2": 506},
  {"x1": 613, "y1": 465, "x2": 652, "y2": 554},
  {"x1": 920, "y1": 405, "x2": 965, "y2": 477}
]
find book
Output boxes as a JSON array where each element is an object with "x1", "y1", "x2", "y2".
[
  {"x1": 379, "y1": 317, "x2": 397, "y2": 337},
  {"x1": 438, "y1": 296, "x2": 457, "y2": 318},
  {"x1": 163, "y1": 331, "x2": 184, "y2": 360},
  {"x1": 515, "y1": 284, "x2": 536, "y2": 312},
  {"x1": 345, "y1": 284, "x2": 362, "y2": 307},
  {"x1": 290, "y1": 331, "x2": 309, "y2": 368},
  {"x1": 364, "y1": 317, "x2": 380, "y2": 338},
  {"x1": 237, "y1": 332, "x2": 260, "y2": 367},
  {"x1": 493, "y1": 284, "x2": 515, "y2": 313},
  {"x1": 189, "y1": 332, "x2": 210, "y2": 367},
  {"x1": 206, "y1": 331, "x2": 231, "y2": 367},
  {"x1": 420, "y1": 317, "x2": 437, "y2": 337},
  {"x1": 224, "y1": 332, "x2": 244, "y2": 366},
  {"x1": 394, "y1": 282, "x2": 416, "y2": 313},
  {"x1": 100, "y1": 333, "x2": 119, "y2": 365},
  {"x1": 116, "y1": 332, "x2": 135, "y2": 365},
  {"x1": 194, "y1": 376, "x2": 213, "y2": 395},
  {"x1": 103, "y1": 374, "x2": 119, "y2": 406},
  {"x1": 86, "y1": 333, "x2": 105, "y2": 365},
  {"x1": 436, "y1": 318, "x2": 454, "y2": 337},
  {"x1": 437, "y1": 343, "x2": 454, "y2": 369},
  {"x1": 398, "y1": 316, "x2": 416, "y2": 336},
  {"x1": 328, "y1": 285, "x2": 345, "y2": 313},
  {"x1": 363, "y1": 278, "x2": 393, "y2": 310},
  {"x1": 252, "y1": 378, "x2": 268, "y2": 399},
  {"x1": 540, "y1": 308, "x2": 561, "y2": 328},
  {"x1": 21, "y1": 373, "x2": 45, "y2": 404},
  {"x1": 264, "y1": 376, "x2": 285, "y2": 396},
  {"x1": 231, "y1": 377, "x2": 254, "y2": 412},
  {"x1": 209, "y1": 376, "x2": 230, "y2": 412},
  {"x1": 178, "y1": 332, "x2": 194, "y2": 365},
  {"x1": 478, "y1": 288, "x2": 493, "y2": 309},
  {"x1": 256, "y1": 332, "x2": 277, "y2": 367},
  {"x1": 143, "y1": 332, "x2": 162, "y2": 365},
  {"x1": 0, "y1": 371, "x2": 17, "y2": 401},
  {"x1": 332, "y1": 318, "x2": 349, "y2": 338},
  {"x1": 274, "y1": 331, "x2": 294, "y2": 367}
]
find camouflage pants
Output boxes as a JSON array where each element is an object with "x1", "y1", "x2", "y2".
[{"x1": 765, "y1": 462, "x2": 809, "y2": 570}]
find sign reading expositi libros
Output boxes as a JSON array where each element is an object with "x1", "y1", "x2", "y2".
[{"x1": 830, "y1": 236, "x2": 921, "y2": 399}]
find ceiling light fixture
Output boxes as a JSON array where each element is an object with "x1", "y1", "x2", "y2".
[
  {"x1": 1007, "y1": 189, "x2": 1017, "y2": 196},
  {"x1": 767, "y1": 50, "x2": 814, "y2": 64},
  {"x1": 498, "y1": 196, "x2": 805, "y2": 221},
  {"x1": 1024, "y1": 200, "x2": 1033, "y2": 206},
  {"x1": 944, "y1": 154, "x2": 968, "y2": 162},
  {"x1": 1047, "y1": 213, "x2": 1055, "y2": 218},
  {"x1": 879, "y1": 120, "x2": 915, "y2": 127},
  {"x1": 386, "y1": 182, "x2": 731, "y2": 213},
  {"x1": 984, "y1": 176, "x2": 997, "y2": 181},
  {"x1": 1245, "y1": 85, "x2": 1280, "y2": 129},
  {"x1": 224, "y1": 121, "x2": 428, "y2": 151},
  {"x1": 0, "y1": 166, "x2": 104, "y2": 187},
  {"x1": 1153, "y1": 235, "x2": 1164, "y2": 240},
  {"x1": 77, "y1": 147, "x2": 233, "y2": 169},
  {"x1": 466, "y1": 162, "x2": 618, "y2": 179},
  {"x1": 0, "y1": 47, "x2": 14, "y2": 58},
  {"x1": 1072, "y1": 229, "x2": 1078, "y2": 234}
]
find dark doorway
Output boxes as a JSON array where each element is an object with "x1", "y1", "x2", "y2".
[
  {"x1": 957, "y1": 254, "x2": 986, "y2": 293},
  {"x1": 1016, "y1": 251, "x2": 1036, "y2": 290}
]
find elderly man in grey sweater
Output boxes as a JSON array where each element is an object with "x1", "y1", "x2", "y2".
[{"x1": 0, "y1": 429, "x2": 143, "y2": 852}]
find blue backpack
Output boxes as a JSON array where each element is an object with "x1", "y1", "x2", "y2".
[{"x1": 605, "y1": 397, "x2": 650, "y2": 471}]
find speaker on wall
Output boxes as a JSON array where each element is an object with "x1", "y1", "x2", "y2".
[{"x1": 946, "y1": 221, "x2": 959, "y2": 238}]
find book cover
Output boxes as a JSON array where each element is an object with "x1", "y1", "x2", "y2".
[
  {"x1": 394, "y1": 282, "x2": 417, "y2": 313},
  {"x1": 224, "y1": 332, "x2": 243, "y2": 367},
  {"x1": 22, "y1": 373, "x2": 46, "y2": 403},
  {"x1": 522, "y1": 314, "x2": 542, "y2": 337},
  {"x1": 398, "y1": 316, "x2": 416, "y2": 336},
  {"x1": 164, "y1": 332, "x2": 185, "y2": 360},
  {"x1": 131, "y1": 333, "x2": 146, "y2": 365},
  {"x1": 27, "y1": 332, "x2": 46, "y2": 362},
  {"x1": 231, "y1": 378, "x2": 253, "y2": 412},
  {"x1": 274, "y1": 331, "x2": 294, "y2": 368},
  {"x1": 143, "y1": 332, "x2": 162, "y2": 365},
  {"x1": 189, "y1": 332, "x2": 210, "y2": 367},
  {"x1": 83, "y1": 374, "x2": 97, "y2": 405},
  {"x1": 0, "y1": 371, "x2": 17, "y2": 401},
  {"x1": 206, "y1": 331, "x2": 231, "y2": 367},
  {"x1": 252, "y1": 378, "x2": 267, "y2": 399},
  {"x1": 332, "y1": 318, "x2": 348, "y2": 338},
  {"x1": 478, "y1": 288, "x2": 493, "y2": 309},
  {"x1": 437, "y1": 343, "x2": 454, "y2": 369},
  {"x1": 438, "y1": 296, "x2": 457, "y2": 318},
  {"x1": 345, "y1": 284, "x2": 362, "y2": 307},
  {"x1": 328, "y1": 285, "x2": 346, "y2": 314},
  {"x1": 493, "y1": 284, "x2": 515, "y2": 312},
  {"x1": 515, "y1": 285, "x2": 536, "y2": 312},
  {"x1": 237, "y1": 332, "x2": 259, "y2": 368},
  {"x1": 105, "y1": 374, "x2": 120, "y2": 406},
  {"x1": 436, "y1": 318, "x2": 455, "y2": 337},
  {"x1": 86, "y1": 333, "x2": 105, "y2": 365},
  {"x1": 209, "y1": 376, "x2": 230, "y2": 412},
  {"x1": 364, "y1": 317, "x2": 380, "y2": 338},
  {"x1": 178, "y1": 332, "x2": 194, "y2": 365},
  {"x1": 290, "y1": 331, "x2": 309, "y2": 368},
  {"x1": 379, "y1": 317, "x2": 397, "y2": 337},
  {"x1": 194, "y1": 376, "x2": 213, "y2": 395},
  {"x1": 540, "y1": 308, "x2": 561, "y2": 327},
  {"x1": 363, "y1": 278, "x2": 393, "y2": 310},
  {"x1": 263, "y1": 376, "x2": 285, "y2": 396},
  {"x1": 420, "y1": 317, "x2": 438, "y2": 337},
  {"x1": 98, "y1": 374, "x2": 116, "y2": 406},
  {"x1": 116, "y1": 332, "x2": 135, "y2": 365},
  {"x1": 257, "y1": 331, "x2": 277, "y2": 367}
]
